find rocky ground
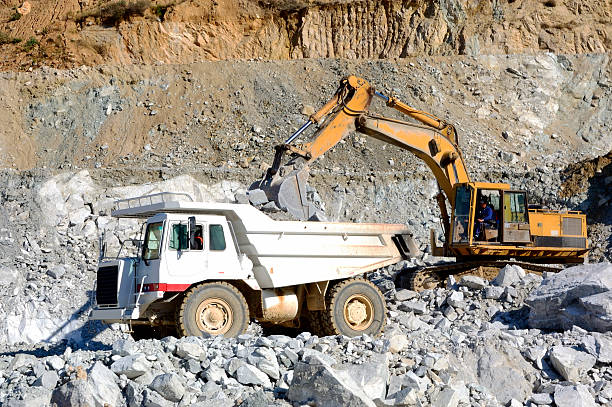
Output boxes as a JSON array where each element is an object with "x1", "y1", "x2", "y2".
[{"x1": 1, "y1": 263, "x2": 611, "y2": 406}]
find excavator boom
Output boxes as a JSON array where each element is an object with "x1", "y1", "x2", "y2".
[{"x1": 260, "y1": 75, "x2": 468, "y2": 230}]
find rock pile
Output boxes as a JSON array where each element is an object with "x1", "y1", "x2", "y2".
[
  {"x1": 1, "y1": 264, "x2": 611, "y2": 406},
  {"x1": 526, "y1": 263, "x2": 612, "y2": 332}
]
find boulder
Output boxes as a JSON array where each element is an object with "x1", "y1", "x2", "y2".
[
  {"x1": 457, "y1": 340, "x2": 537, "y2": 404},
  {"x1": 110, "y1": 354, "x2": 151, "y2": 379},
  {"x1": 492, "y1": 265, "x2": 525, "y2": 287},
  {"x1": 46, "y1": 355, "x2": 65, "y2": 371},
  {"x1": 88, "y1": 361, "x2": 122, "y2": 407},
  {"x1": 460, "y1": 275, "x2": 487, "y2": 290},
  {"x1": 33, "y1": 371, "x2": 59, "y2": 390},
  {"x1": 526, "y1": 263, "x2": 612, "y2": 332},
  {"x1": 112, "y1": 338, "x2": 137, "y2": 356},
  {"x1": 234, "y1": 191, "x2": 249, "y2": 204},
  {"x1": 235, "y1": 364, "x2": 272, "y2": 387},
  {"x1": 446, "y1": 291, "x2": 465, "y2": 309},
  {"x1": 484, "y1": 286, "x2": 504, "y2": 300},
  {"x1": 287, "y1": 361, "x2": 376, "y2": 407},
  {"x1": 431, "y1": 382, "x2": 469, "y2": 407},
  {"x1": 549, "y1": 346, "x2": 596, "y2": 382},
  {"x1": 582, "y1": 332, "x2": 612, "y2": 363},
  {"x1": 554, "y1": 384, "x2": 596, "y2": 407},
  {"x1": 395, "y1": 289, "x2": 418, "y2": 302},
  {"x1": 149, "y1": 373, "x2": 185, "y2": 402},
  {"x1": 335, "y1": 354, "x2": 389, "y2": 400},
  {"x1": 247, "y1": 189, "x2": 268, "y2": 206},
  {"x1": 175, "y1": 341, "x2": 204, "y2": 359},
  {"x1": 142, "y1": 388, "x2": 174, "y2": 407},
  {"x1": 388, "y1": 334, "x2": 408, "y2": 354},
  {"x1": 398, "y1": 300, "x2": 427, "y2": 314},
  {"x1": 50, "y1": 379, "x2": 96, "y2": 407},
  {"x1": 5, "y1": 387, "x2": 52, "y2": 407}
]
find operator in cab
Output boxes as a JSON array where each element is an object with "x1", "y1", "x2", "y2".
[{"x1": 475, "y1": 197, "x2": 495, "y2": 239}]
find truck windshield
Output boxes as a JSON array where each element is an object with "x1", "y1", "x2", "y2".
[
  {"x1": 452, "y1": 185, "x2": 472, "y2": 244},
  {"x1": 143, "y1": 222, "x2": 163, "y2": 260}
]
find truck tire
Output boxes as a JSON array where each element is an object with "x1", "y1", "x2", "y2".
[
  {"x1": 177, "y1": 282, "x2": 249, "y2": 338},
  {"x1": 316, "y1": 278, "x2": 386, "y2": 337}
]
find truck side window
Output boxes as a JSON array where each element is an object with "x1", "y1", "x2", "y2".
[
  {"x1": 169, "y1": 224, "x2": 188, "y2": 250},
  {"x1": 143, "y1": 222, "x2": 163, "y2": 260},
  {"x1": 209, "y1": 224, "x2": 226, "y2": 251},
  {"x1": 191, "y1": 225, "x2": 204, "y2": 250}
]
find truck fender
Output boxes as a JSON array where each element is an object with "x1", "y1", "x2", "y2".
[
  {"x1": 305, "y1": 281, "x2": 329, "y2": 311},
  {"x1": 241, "y1": 277, "x2": 261, "y2": 291}
]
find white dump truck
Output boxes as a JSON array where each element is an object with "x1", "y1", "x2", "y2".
[{"x1": 89, "y1": 193, "x2": 417, "y2": 338}]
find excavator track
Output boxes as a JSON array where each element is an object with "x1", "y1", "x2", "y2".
[{"x1": 397, "y1": 260, "x2": 564, "y2": 292}]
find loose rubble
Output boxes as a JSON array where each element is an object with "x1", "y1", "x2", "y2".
[{"x1": 0, "y1": 263, "x2": 610, "y2": 406}]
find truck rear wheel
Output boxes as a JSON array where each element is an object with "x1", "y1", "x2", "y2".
[
  {"x1": 316, "y1": 278, "x2": 386, "y2": 337},
  {"x1": 177, "y1": 282, "x2": 249, "y2": 338}
]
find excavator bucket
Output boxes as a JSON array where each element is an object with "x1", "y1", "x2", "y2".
[{"x1": 259, "y1": 163, "x2": 323, "y2": 220}]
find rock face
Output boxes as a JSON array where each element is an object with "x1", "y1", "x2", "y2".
[
  {"x1": 1, "y1": 0, "x2": 609, "y2": 70},
  {"x1": 526, "y1": 263, "x2": 612, "y2": 332}
]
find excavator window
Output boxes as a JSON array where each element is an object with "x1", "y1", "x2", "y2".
[
  {"x1": 504, "y1": 192, "x2": 528, "y2": 223},
  {"x1": 475, "y1": 190, "x2": 501, "y2": 242},
  {"x1": 452, "y1": 185, "x2": 472, "y2": 244}
]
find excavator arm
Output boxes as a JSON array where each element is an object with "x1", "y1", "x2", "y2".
[{"x1": 260, "y1": 75, "x2": 470, "y2": 241}]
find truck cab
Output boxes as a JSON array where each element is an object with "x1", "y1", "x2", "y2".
[{"x1": 92, "y1": 211, "x2": 252, "y2": 327}]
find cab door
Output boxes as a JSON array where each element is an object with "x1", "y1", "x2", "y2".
[
  {"x1": 501, "y1": 191, "x2": 531, "y2": 244},
  {"x1": 165, "y1": 220, "x2": 208, "y2": 281},
  {"x1": 140, "y1": 220, "x2": 165, "y2": 287}
]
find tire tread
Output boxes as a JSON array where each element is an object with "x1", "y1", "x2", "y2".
[
  {"x1": 176, "y1": 281, "x2": 249, "y2": 337},
  {"x1": 317, "y1": 277, "x2": 386, "y2": 337}
]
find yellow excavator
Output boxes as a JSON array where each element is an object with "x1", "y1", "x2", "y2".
[{"x1": 259, "y1": 75, "x2": 589, "y2": 290}]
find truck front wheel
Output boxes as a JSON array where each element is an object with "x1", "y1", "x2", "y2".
[
  {"x1": 177, "y1": 282, "x2": 249, "y2": 338},
  {"x1": 316, "y1": 278, "x2": 386, "y2": 337}
]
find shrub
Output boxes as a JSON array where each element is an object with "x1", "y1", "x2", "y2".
[
  {"x1": 22, "y1": 37, "x2": 38, "y2": 51},
  {"x1": 76, "y1": 0, "x2": 151, "y2": 26},
  {"x1": 0, "y1": 31, "x2": 21, "y2": 45},
  {"x1": 9, "y1": 11, "x2": 21, "y2": 22},
  {"x1": 152, "y1": 4, "x2": 169, "y2": 20}
]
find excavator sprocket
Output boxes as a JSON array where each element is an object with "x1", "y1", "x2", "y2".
[{"x1": 397, "y1": 260, "x2": 563, "y2": 292}]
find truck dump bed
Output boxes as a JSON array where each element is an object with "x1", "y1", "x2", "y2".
[{"x1": 112, "y1": 193, "x2": 415, "y2": 288}]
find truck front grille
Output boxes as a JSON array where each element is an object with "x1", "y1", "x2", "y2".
[{"x1": 96, "y1": 265, "x2": 119, "y2": 307}]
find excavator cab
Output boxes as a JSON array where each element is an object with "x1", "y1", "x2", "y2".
[
  {"x1": 450, "y1": 182, "x2": 531, "y2": 247},
  {"x1": 446, "y1": 182, "x2": 587, "y2": 263}
]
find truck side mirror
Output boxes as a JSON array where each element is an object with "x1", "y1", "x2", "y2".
[
  {"x1": 189, "y1": 216, "x2": 196, "y2": 250},
  {"x1": 99, "y1": 232, "x2": 106, "y2": 260}
]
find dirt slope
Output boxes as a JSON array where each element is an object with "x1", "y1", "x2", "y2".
[{"x1": 0, "y1": 0, "x2": 609, "y2": 70}]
